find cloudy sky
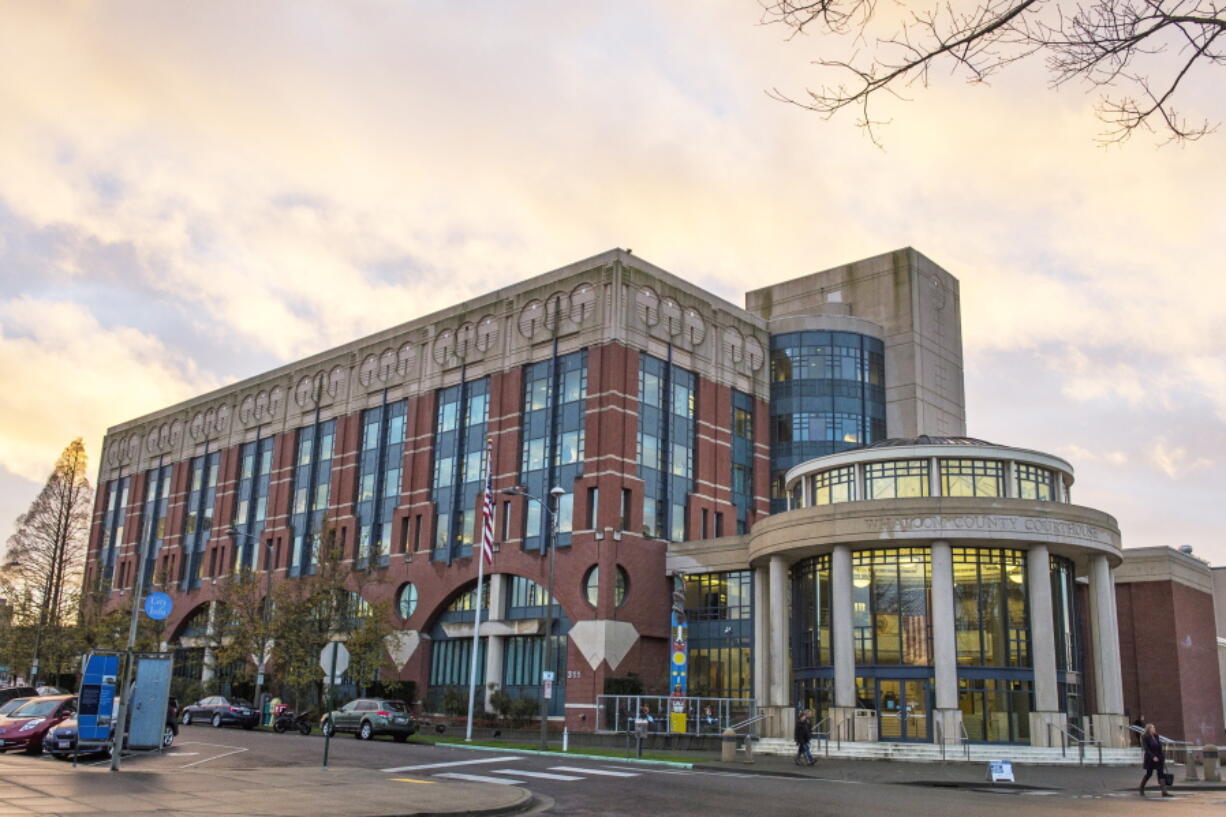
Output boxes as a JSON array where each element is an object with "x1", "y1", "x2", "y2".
[{"x1": 2, "y1": 1, "x2": 1223, "y2": 565}]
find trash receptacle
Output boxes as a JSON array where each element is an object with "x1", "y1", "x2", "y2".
[
  {"x1": 1204, "y1": 745, "x2": 1220, "y2": 782},
  {"x1": 721, "y1": 728, "x2": 737, "y2": 762}
]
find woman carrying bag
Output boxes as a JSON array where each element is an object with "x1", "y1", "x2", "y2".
[{"x1": 1139, "y1": 723, "x2": 1172, "y2": 796}]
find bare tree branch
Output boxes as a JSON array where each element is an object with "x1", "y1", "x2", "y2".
[{"x1": 761, "y1": 0, "x2": 1225, "y2": 143}]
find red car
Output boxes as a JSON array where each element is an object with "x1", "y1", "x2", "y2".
[{"x1": 0, "y1": 694, "x2": 76, "y2": 754}]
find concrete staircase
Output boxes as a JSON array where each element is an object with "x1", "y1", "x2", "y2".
[{"x1": 755, "y1": 737, "x2": 1141, "y2": 766}]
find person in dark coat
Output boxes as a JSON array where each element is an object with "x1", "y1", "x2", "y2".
[
  {"x1": 794, "y1": 711, "x2": 815, "y2": 766},
  {"x1": 1139, "y1": 723, "x2": 1171, "y2": 796}
]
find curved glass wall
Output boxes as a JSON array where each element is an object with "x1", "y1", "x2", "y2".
[
  {"x1": 789, "y1": 457, "x2": 1066, "y2": 508},
  {"x1": 1050, "y1": 555, "x2": 1082, "y2": 725},
  {"x1": 769, "y1": 331, "x2": 885, "y2": 512},
  {"x1": 952, "y1": 548, "x2": 1030, "y2": 668},
  {"x1": 851, "y1": 549, "x2": 932, "y2": 666},
  {"x1": 791, "y1": 555, "x2": 833, "y2": 722}
]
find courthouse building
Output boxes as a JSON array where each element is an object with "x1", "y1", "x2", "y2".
[{"x1": 87, "y1": 247, "x2": 1159, "y2": 746}]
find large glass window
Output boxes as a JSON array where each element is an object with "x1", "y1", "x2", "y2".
[
  {"x1": 791, "y1": 556, "x2": 832, "y2": 669},
  {"x1": 811, "y1": 466, "x2": 855, "y2": 506},
  {"x1": 1015, "y1": 463, "x2": 1056, "y2": 501},
  {"x1": 100, "y1": 476, "x2": 131, "y2": 587},
  {"x1": 851, "y1": 549, "x2": 932, "y2": 666},
  {"x1": 940, "y1": 459, "x2": 1004, "y2": 497},
  {"x1": 520, "y1": 352, "x2": 586, "y2": 551},
  {"x1": 730, "y1": 391, "x2": 754, "y2": 535},
  {"x1": 181, "y1": 452, "x2": 219, "y2": 589},
  {"x1": 1050, "y1": 556, "x2": 1079, "y2": 674},
  {"x1": 433, "y1": 379, "x2": 488, "y2": 562},
  {"x1": 685, "y1": 570, "x2": 753, "y2": 699},
  {"x1": 231, "y1": 438, "x2": 273, "y2": 574},
  {"x1": 356, "y1": 401, "x2": 406, "y2": 567},
  {"x1": 952, "y1": 548, "x2": 1030, "y2": 668},
  {"x1": 865, "y1": 460, "x2": 930, "y2": 499},
  {"x1": 959, "y1": 678, "x2": 1032, "y2": 743},
  {"x1": 139, "y1": 465, "x2": 171, "y2": 586},
  {"x1": 638, "y1": 355, "x2": 695, "y2": 541},
  {"x1": 289, "y1": 420, "x2": 335, "y2": 576}
]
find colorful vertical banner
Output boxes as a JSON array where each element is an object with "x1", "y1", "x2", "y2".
[{"x1": 669, "y1": 574, "x2": 688, "y2": 733}]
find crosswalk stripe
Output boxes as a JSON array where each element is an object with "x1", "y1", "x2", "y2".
[
  {"x1": 552, "y1": 766, "x2": 640, "y2": 777},
  {"x1": 492, "y1": 768, "x2": 583, "y2": 781},
  {"x1": 381, "y1": 755, "x2": 520, "y2": 773},
  {"x1": 435, "y1": 772, "x2": 524, "y2": 785}
]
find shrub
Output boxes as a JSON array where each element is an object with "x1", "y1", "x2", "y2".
[
  {"x1": 507, "y1": 696, "x2": 539, "y2": 727},
  {"x1": 441, "y1": 687, "x2": 469, "y2": 717}
]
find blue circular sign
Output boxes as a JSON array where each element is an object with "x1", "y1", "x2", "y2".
[{"x1": 144, "y1": 592, "x2": 173, "y2": 621}]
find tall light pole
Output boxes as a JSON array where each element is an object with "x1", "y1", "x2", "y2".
[
  {"x1": 502, "y1": 484, "x2": 565, "y2": 750},
  {"x1": 226, "y1": 527, "x2": 275, "y2": 722}
]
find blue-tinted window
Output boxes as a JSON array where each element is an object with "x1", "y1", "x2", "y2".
[
  {"x1": 100, "y1": 476, "x2": 130, "y2": 586},
  {"x1": 768, "y1": 331, "x2": 885, "y2": 512},
  {"x1": 731, "y1": 391, "x2": 754, "y2": 535},
  {"x1": 433, "y1": 379, "x2": 489, "y2": 562},
  {"x1": 519, "y1": 352, "x2": 586, "y2": 552},
  {"x1": 138, "y1": 465, "x2": 172, "y2": 587},
  {"x1": 231, "y1": 438, "x2": 273, "y2": 574},
  {"x1": 638, "y1": 355, "x2": 694, "y2": 541},
  {"x1": 181, "y1": 452, "x2": 219, "y2": 590},
  {"x1": 356, "y1": 401, "x2": 406, "y2": 568},
  {"x1": 289, "y1": 420, "x2": 335, "y2": 576}
]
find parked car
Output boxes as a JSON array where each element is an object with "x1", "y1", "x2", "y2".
[
  {"x1": 320, "y1": 698, "x2": 416, "y2": 742},
  {"x1": 0, "y1": 686, "x2": 38, "y2": 707},
  {"x1": 46, "y1": 698, "x2": 178, "y2": 759},
  {"x1": 0, "y1": 697, "x2": 32, "y2": 717},
  {"x1": 0, "y1": 695, "x2": 76, "y2": 754},
  {"x1": 180, "y1": 695, "x2": 259, "y2": 729}
]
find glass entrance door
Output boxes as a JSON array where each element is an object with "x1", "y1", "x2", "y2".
[{"x1": 874, "y1": 679, "x2": 931, "y2": 742}]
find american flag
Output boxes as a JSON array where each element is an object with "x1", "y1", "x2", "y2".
[{"x1": 480, "y1": 437, "x2": 495, "y2": 565}]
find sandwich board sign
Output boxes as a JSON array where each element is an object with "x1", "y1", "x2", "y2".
[{"x1": 987, "y1": 759, "x2": 1015, "y2": 783}]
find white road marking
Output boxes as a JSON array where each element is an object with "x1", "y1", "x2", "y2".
[
  {"x1": 381, "y1": 755, "x2": 520, "y2": 773},
  {"x1": 435, "y1": 772, "x2": 524, "y2": 785},
  {"x1": 492, "y1": 769, "x2": 583, "y2": 781},
  {"x1": 552, "y1": 766, "x2": 640, "y2": 777},
  {"x1": 181, "y1": 746, "x2": 249, "y2": 768}
]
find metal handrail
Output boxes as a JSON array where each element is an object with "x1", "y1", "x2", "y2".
[
  {"x1": 1049, "y1": 722, "x2": 1102, "y2": 766},
  {"x1": 958, "y1": 719, "x2": 970, "y2": 761},
  {"x1": 935, "y1": 716, "x2": 945, "y2": 762},
  {"x1": 729, "y1": 712, "x2": 769, "y2": 732},
  {"x1": 812, "y1": 717, "x2": 831, "y2": 758}
]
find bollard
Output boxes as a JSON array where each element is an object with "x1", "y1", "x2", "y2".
[
  {"x1": 1204, "y1": 745, "x2": 1220, "y2": 782},
  {"x1": 742, "y1": 734, "x2": 755, "y2": 764},
  {"x1": 721, "y1": 728, "x2": 737, "y2": 762},
  {"x1": 1185, "y1": 747, "x2": 1201, "y2": 782}
]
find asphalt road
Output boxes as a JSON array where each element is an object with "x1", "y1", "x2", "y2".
[{"x1": 33, "y1": 725, "x2": 1226, "y2": 817}]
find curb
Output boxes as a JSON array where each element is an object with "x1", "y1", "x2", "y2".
[
  {"x1": 692, "y1": 762, "x2": 814, "y2": 779},
  {"x1": 433, "y1": 740, "x2": 694, "y2": 768},
  {"x1": 409, "y1": 789, "x2": 536, "y2": 817}
]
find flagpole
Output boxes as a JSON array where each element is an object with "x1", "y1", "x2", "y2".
[
  {"x1": 463, "y1": 537, "x2": 485, "y2": 742},
  {"x1": 465, "y1": 437, "x2": 494, "y2": 742}
]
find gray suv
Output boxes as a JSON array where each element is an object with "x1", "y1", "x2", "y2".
[{"x1": 320, "y1": 698, "x2": 416, "y2": 742}]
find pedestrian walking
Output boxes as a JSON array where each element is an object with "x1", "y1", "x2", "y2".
[
  {"x1": 1139, "y1": 723, "x2": 1172, "y2": 797},
  {"x1": 794, "y1": 711, "x2": 815, "y2": 766}
]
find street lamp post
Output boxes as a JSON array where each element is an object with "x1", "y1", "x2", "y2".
[
  {"x1": 502, "y1": 484, "x2": 565, "y2": 750},
  {"x1": 226, "y1": 527, "x2": 275, "y2": 722}
]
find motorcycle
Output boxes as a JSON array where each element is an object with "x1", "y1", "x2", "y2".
[{"x1": 272, "y1": 709, "x2": 313, "y2": 736}]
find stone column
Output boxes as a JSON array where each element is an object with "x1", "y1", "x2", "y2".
[
  {"x1": 830, "y1": 544, "x2": 857, "y2": 739},
  {"x1": 1089, "y1": 553, "x2": 1127, "y2": 747},
  {"x1": 483, "y1": 573, "x2": 508, "y2": 713},
  {"x1": 1027, "y1": 544, "x2": 1065, "y2": 746},
  {"x1": 769, "y1": 555, "x2": 789, "y2": 708},
  {"x1": 930, "y1": 540, "x2": 962, "y2": 745},
  {"x1": 753, "y1": 566, "x2": 769, "y2": 704}
]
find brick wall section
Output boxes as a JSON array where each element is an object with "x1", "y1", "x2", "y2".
[
  {"x1": 88, "y1": 340, "x2": 759, "y2": 729},
  {"x1": 1117, "y1": 580, "x2": 1226, "y2": 744}
]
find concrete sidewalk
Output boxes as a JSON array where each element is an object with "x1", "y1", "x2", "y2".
[
  {"x1": 0, "y1": 758, "x2": 531, "y2": 817},
  {"x1": 695, "y1": 751, "x2": 1226, "y2": 796}
]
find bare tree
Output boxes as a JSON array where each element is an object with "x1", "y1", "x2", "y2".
[
  {"x1": 761, "y1": 0, "x2": 1225, "y2": 144},
  {"x1": 0, "y1": 439, "x2": 92, "y2": 682}
]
